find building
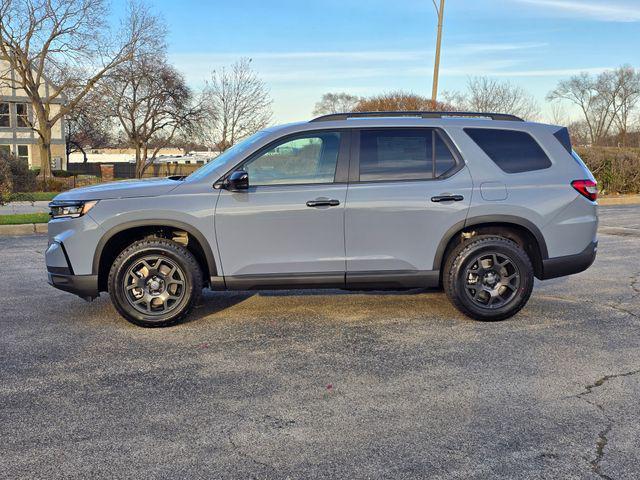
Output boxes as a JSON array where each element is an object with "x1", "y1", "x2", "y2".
[{"x1": 0, "y1": 57, "x2": 66, "y2": 169}]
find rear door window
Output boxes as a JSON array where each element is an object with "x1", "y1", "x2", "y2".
[
  {"x1": 464, "y1": 128, "x2": 551, "y2": 173},
  {"x1": 358, "y1": 128, "x2": 456, "y2": 181}
]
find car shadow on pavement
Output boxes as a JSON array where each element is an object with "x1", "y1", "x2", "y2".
[{"x1": 184, "y1": 287, "x2": 442, "y2": 325}]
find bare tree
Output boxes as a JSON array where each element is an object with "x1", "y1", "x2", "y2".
[
  {"x1": 202, "y1": 58, "x2": 272, "y2": 152},
  {"x1": 568, "y1": 121, "x2": 591, "y2": 146},
  {"x1": 65, "y1": 90, "x2": 114, "y2": 163},
  {"x1": 312, "y1": 92, "x2": 361, "y2": 116},
  {"x1": 453, "y1": 77, "x2": 540, "y2": 120},
  {"x1": 353, "y1": 91, "x2": 453, "y2": 112},
  {"x1": 610, "y1": 66, "x2": 640, "y2": 146},
  {"x1": 0, "y1": 0, "x2": 159, "y2": 178},
  {"x1": 548, "y1": 101, "x2": 570, "y2": 126},
  {"x1": 547, "y1": 71, "x2": 625, "y2": 145},
  {"x1": 102, "y1": 55, "x2": 201, "y2": 178}
]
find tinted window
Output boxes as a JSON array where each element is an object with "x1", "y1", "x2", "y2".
[
  {"x1": 434, "y1": 134, "x2": 456, "y2": 177},
  {"x1": 245, "y1": 132, "x2": 340, "y2": 186},
  {"x1": 465, "y1": 128, "x2": 551, "y2": 173},
  {"x1": 359, "y1": 129, "x2": 456, "y2": 181}
]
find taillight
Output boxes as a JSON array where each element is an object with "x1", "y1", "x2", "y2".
[{"x1": 571, "y1": 179, "x2": 598, "y2": 201}]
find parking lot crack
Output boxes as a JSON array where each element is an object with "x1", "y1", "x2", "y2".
[
  {"x1": 590, "y1": 424, "x2": 613, "y2": 480},
  {"x1": 577, "y1": 368, "x2": 640, "y2": 399},
  {"x1": 225, "y1": 412, "x2": 278, "y2": 476},
  {"x1": 574, "y1": 369, "x2": 640, "y2": 480},
  {"x1": 631, "y1": 273, "x2": 640, "y2": 295}
]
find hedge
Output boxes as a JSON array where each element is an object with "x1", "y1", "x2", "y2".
[{"x1": 576, "y1": 147, "x2": 640, "y2": 195}]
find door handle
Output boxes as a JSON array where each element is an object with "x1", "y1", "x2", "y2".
[
  {"x1": 306, "y1": 198, "x2": 340, "y2": 207},
  {"x1": 431, "y1": 194, "x2": 464, "y2": 202}
]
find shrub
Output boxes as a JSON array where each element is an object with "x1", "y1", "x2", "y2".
[
  {"x1": 576, "y1": 147, "x2": 640, "y2": 195},
  {"x1": 0, "y1": 151, "x2": 38, "y2": 192},
  {"x1": 0, "y1": 156, "x2": 13, "y2": 204},
  {"x1": 52, "y1": 169, "x2": 75, "y2": 178},
  {"x1": 36, "y1": 178, "x2": 67, "y2": 192}
]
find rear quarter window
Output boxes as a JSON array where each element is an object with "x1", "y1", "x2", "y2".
[{"x1": 464, "y1": 128, "x2": 552, "y2": 174}]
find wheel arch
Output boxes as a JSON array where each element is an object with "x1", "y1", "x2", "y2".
[
  {"x1": 93, "y1": 220, "x2": 217, "y2": 292},
  {"x1": 434, "y1": 215, "x2": 548, "y2": 279}
]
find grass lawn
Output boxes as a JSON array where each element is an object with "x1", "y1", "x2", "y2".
[{"x1": 0, "y1": 213, "x2": 49, "y2": 225}]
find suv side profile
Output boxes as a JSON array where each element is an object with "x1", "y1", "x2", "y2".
[{"x1": 46, "y1": 111, "x2": 598, "y2": 327}]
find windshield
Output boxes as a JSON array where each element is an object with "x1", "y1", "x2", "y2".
[{"x1": 186, "y1": 130, "x2": 271, "y2": 181}]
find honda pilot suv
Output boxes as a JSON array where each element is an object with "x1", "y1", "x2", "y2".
[{"x1": 46, "y1": 111, "x2": 598, "y2": 327}]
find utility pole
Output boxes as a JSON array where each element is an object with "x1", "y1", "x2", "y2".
[{"x1": 431, "y1": 0, "x2": 446, "y2": 104}]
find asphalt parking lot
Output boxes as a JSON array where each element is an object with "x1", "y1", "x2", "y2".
[{"x1": 1, "y1": 205, "x2": 639, "y2": 479}]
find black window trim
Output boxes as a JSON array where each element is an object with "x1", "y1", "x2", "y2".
[
  {"x1": 217, "y1": 128, "x2": 351, "y2": 189},
  {"x1": 349, "y1": 126, "x2": 464, "y2": 184},
  {"x1": 463, "y1": 127, "x2": 553, "y2": 174}
]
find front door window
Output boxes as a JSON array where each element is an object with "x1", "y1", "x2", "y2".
[{"x1": 244, "y1": 132, "x2": 341, "y2": 186}]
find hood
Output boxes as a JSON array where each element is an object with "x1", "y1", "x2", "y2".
[{"x1": 53, "y1": 177, "x2": 183, "y2": 201}]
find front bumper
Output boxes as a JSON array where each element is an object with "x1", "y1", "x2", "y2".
[
  {"x1": 46, "y1": 238, "x2": 99, "y2": 300},
  {"x1": 47, "y1": 270, "x2": 99, "y2": 300},
  {"x1": 539, "y1": 240, "x2": 598, "y2": 280}
]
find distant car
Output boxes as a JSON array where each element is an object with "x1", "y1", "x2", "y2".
[{"x1": 46, "y1": 111, "x2": 598, "y2": 327}]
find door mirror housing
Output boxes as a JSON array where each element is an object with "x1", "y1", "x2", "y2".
[{"x1": 226, "y1": 170, "x2": 249, "y2": 191}]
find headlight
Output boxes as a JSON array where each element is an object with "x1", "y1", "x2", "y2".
[{"x1": 49, "y1": 200, "x2": 98, "y2": 219}]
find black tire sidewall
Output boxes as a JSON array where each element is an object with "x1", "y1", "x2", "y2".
[
  {"x1": 446, "y1": 237, "x2": 534, "y2": 321},
  {"x1": 109, "y1": 240, "x2": 202, "y2": 327}
]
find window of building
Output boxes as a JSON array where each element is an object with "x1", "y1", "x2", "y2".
[
  {"x1": 244, "y1": 132, "x2": 341, "y2": 186},
  {"x1": 16, "y1": 103, "x2": 30, "y2": 128},
  {"x1": 0, "y1": 103, "x2": 10, "y2": 127},
  {"x1": 0, "y1": 145, "x2": 10, "y2": 157},
  {"x1": 358, "y1": 128, "x2": 456, "y2": 181},
  {"x1": 17, "y1": 145, "x2": 29, "y2": 162},
  {"x1": 464, "y1": 128, "x2": 552, "y2": 173}
]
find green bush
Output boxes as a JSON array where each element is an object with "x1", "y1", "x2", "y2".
[
  {"x1": 576, "y1": 147, "x2": 640, "y2": 195},
  {"x1": 36, "y1": 178, "x2": 67, "y2": 192},
  {"x1": 0, "y1": 150, "x2": 38, "y2": 192},
  {"x1": 52, "y1": 169, "x2": 75, "y2": 178},
  {"x1": 0, "y1": 157, "x2": 12, "y2": 204}
]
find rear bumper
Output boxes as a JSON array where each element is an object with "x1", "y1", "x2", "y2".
[
  {"x1": 539, "y1": 240, "x2": 597, "y2": 280},
  {"x1": 47, "y1": 270, "x2": 99, "y2": 300}
]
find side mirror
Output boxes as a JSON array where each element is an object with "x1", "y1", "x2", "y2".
[{"x1": 226, "y1": 170, "x2": 249, "y2": 191}]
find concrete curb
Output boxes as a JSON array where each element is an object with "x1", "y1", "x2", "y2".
[
  {"x1": 599, "y1": 195, "x2": 640, "y2": 206},
  {"x1": 0, "y1": 223, "x2": 48, "y2": 236}
]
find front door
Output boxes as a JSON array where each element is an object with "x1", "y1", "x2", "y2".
[
  {"x1": 215, "y1": 130, "x2": 349, "y2": 289},
  {"x1": 345, "y1": 127, "x2": 473, "y2": 288}
]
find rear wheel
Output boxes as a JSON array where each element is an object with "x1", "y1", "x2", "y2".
[
  {"x1": 444, "y1": 235, "x2": 534, "y2": 321},
  {"x1": 108, "y1": 238, "x2": 202, "y2": 327}
]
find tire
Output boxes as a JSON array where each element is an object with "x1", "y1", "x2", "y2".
[
  {"x1": 108, "y1": 237, "x2": 203, "y2": 327},
  {"x1": 443, "y1": 235, "x2": 534, "y2": 321}
]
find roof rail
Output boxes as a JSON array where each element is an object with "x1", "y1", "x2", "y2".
[{"x1": 310, "y1": 111, "x2": 524, "y2": 122}]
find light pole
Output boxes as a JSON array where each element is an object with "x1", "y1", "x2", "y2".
[{"x1": 431, "y1": 0, "x2": 446, "y2": 105}]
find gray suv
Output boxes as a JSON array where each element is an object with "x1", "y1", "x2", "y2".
[{"x1": 46, "y1": 111, "x2": 598, "y2": 327}]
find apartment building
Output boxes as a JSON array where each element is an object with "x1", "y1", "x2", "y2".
[{"x1": 0, "y1": 57, "x2": 66, "y2": 169}]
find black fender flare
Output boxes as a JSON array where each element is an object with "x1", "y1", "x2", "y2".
[
  {"x1": 92, "y1": 219, "x2": 217, "y2": 277},
  {"x1": 432, "y1": 214, "x2": 549, "y2": 271}
]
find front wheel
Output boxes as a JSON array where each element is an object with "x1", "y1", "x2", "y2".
[
  {"x1": 108, "y1": 238, "x2": 203, "y2": 327},
  {"x1": 444, "y1": 235, "x2": 534, "y2": 321}
]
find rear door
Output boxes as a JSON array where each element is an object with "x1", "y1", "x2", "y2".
[
  {"x1": 215, "y1": 130, "x2": 350, "y2": 288},
  {"x1": 344, "y1": 127, "x2": 472, "y2": 287}
]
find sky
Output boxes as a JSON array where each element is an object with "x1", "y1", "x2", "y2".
[{"x1": 117, "y1": 0, "x2": 639, "y2": 122}]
